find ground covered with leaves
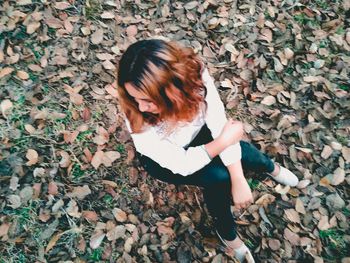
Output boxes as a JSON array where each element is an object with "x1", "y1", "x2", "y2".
[{"x1": 0, "y1": 0, "x2": 349, "y2": 262}]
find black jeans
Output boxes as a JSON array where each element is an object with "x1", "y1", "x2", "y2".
[{"x1": 139, "y1": 125, "x2": 275, "y2": 241}]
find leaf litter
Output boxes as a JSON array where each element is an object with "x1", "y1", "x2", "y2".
[{"x1": 0, "y1": 0, "x2": 349, "y2": 262}]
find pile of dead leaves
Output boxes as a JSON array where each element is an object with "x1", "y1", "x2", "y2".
[{"x1": 0, "y1": 0, "x2": 349, "y2": 262}]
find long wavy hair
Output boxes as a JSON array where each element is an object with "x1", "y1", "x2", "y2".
[{"x1": 117, "y1": 39, "x2": 206, "y2": 133}]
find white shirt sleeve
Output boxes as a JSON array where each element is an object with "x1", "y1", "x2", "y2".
[
  {"x1": 125, "y1": 119, "x2": 212, "y2": 176},
  {"x1": 202, "y1": 68, "x2": 242, "y2": 166}
]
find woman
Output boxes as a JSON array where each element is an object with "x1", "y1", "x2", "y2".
[{"x1": 117, "y1": 39, "x2": 298, "y2": 262}]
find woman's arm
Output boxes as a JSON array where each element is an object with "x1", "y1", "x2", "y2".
[
  {"x1": 126, "y1": 120, "x2": 234, "y2": 176},
  {"x1": 202, "y1": 68, "x2": 242, "y2": 166},
  {"x1": 227, "y1": 162, "x2": 253, "y2": 209}
]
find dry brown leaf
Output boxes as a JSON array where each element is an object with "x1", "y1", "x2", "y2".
[
  {"x1": 102, "y1": 151, "x2": 121, "y2": 167},
  {"x1": 0, "y1": 67, "x2": 14, "y2": 78},
  {"x1": 342, "y1": 147, "x2": 350, "y2": 163},
  {"x1": 0, "y1": 223, "x2": 10, "y2": 238},
  {"x1": 66, "y1": 200, "x2": 81, "y2": 218},
  {"x1": 273, "y1": 57, "x2": 284, "y2": 72},
  {"x1": 126, "y1": 25, "x2": 137, "y2": 38},
  {"x1": 331, "y1": 167, "x2": 345, "y2": 185},
  {"x1": 59, "y1": 151, "x2": 71, "y2": 168},
  {"x1": 1, "y1": 99, "x2": 13, "y2": 117},
  {"x1": 7, "y1": 195, "x2": 21, "y2": 209},
  {"x1": 321, "y1": 145, "x2": 333, "y2": 159},
  {"x1": 295, "y1": 198, "x2": 306, "y2": 214},
  {"x1": 318, "y1": 215, "x2": 330, "y2": 230},
  {"x1": 17, "y1": 0, "x2": 32, "y2": 5},
  {"x1": 55, "y1": 2, "x2": 71, "y2": 10},
  {"x1": 27, "y1": 22, "x2": 41, "y2": 34},
  {"x1": 82, "y1": 211, "x2": 99, "y2": 222},
  {"x1": 10, "y1": 176, "x2": 19, "y2": 191},
  {"x1": 106, "y1": 225, "x2": 126, "y2": 241},
  {"x1": 26, "y1": 149, "x2": 39, "y2": 166},
  {"x1": 113, "y1": 208, "x2": 127, "y2": 222},
  {"x1": 255, "y1": 193, "x2": 276, "y2": 206},
  {"x1": 45, "y1": 232, "x2": 61, "y2": 253},
  {"x1": 268, "y1": 239, "x2": 281, "y2": 251},
  {"x1": 91, "y1": 29, "x2": 104, "y2": 45},
  {"x1": 105, "y1": 84, "x2": 118, "y2": 98},
  {"x1": 261, "y1": 95, "x2": 276, "y2": 106},
  {"x1": 48, "y1": 182, "x2": 59, "y2": 195},
  {"x1": 284, "y1": 228, "x2": 300, "y2": 245},
  {"x1": 64, "y1": 20, "x2": 74, "y2": 33},
  {"x1": 284, "y1": 209, "x2": 301, "y2": 223},
  {"x1": 91, "y1": 150, "x2": 104, "y2": 169},
  {"x1": 284, "y1": 48, "x2": 294, "y2": 59},
  {"x1": 70, "y1": 93, "x2": 84, "y2": 105},
  {"x1": 24, "y1": 124, "x2": 36, "y2": 134},
  {"x1": 63, "y1": 130, "x2": 79, "y2": 144},
  {"x1": 68, "y1": 185, "x2": 91, "y2": 200},
  {"x1": 45, "y1": 18, "x2": 63, "y2": 28},
  {"x1": 100, "y1": 11, "x2": 115, "y2": 19},
  {"x1": 102, "y1": 60, "x2": 116, "y2": 70},
  {"x1": 89, "y1": 231, "x2": 105, "y2": 249}
]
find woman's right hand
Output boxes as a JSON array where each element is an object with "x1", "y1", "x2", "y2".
[{"x1": 219, "y1": 119, "x2": 244, "y2": 147}]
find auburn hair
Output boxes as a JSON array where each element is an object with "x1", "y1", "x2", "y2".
[{"x1": 117, "y1": 39, "x2": 206, "y2": 133}]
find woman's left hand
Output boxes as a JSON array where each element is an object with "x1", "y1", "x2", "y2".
[{"x1": 231, "y1": 176, "x2": 253, "y2": 209}]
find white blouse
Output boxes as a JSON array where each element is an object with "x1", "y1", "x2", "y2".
[{"x1": 125, "y1": 68, "x2": 241, "y2": 176}]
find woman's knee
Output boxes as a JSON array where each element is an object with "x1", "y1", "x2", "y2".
[{"x1": 203, "y1": 165, "x2": 231, "y2": 185}]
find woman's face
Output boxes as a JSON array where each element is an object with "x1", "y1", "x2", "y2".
[{"x1": 125, "y1": 83, "x2": 160, "y2": 114}]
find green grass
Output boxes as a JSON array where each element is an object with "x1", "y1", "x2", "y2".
[
  {"x1": 248, "y1": 178, "x2": 261, "y2": 190},
  {"x1": 85, "y1": 0, "x2": 102, "y2": 20},
  {"x1": 319, "y1": 229, "x2": 349, "y2": 259}
]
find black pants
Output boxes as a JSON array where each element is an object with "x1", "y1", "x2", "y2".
[{"x1": 139, "y1": 125, "x2": 275, "y2": 241}]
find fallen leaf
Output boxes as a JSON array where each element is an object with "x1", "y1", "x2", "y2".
[
  {"x1": 91, "y1": 150, "x2": 104, "y2": 169},
  {"x1": 26, "y1": 149, "x2": 39, "y2": 166},
  {"x1": 268, "y1": 239, "x2": 281, "y2": 251},
  {"x1": 1, "y1": 99, "x2": 13, "y2": 117},
  {"x1": 318, "y1": 215, "x2": 330, "y2": 230},
  {"x1": 261, "y1": 95, "x2": 276, "y2": 106},
  {"x1": 102, "y1": 60, "x2": 116, "y2": 70},
  {"x1": 91, "y1": 29, "x2": 104, "y2": 45},
  {"x1": 89, "y1": 231, "x2": 105, "y2": 249},
  {"x1": 105, "y1": 84, "x2": 118, "y2": 97},
  {"x1": 295, "y1": 198, "x2": 306, "y2": 214},
  {"x1": 55, "y1": 2, "x2": 71, "y2": 10},
  {"x1": 321, "y1": 145, "x2": 333, "y2": 159},
  {"x1": 48, "y1": 182, "x2": 59, "y2": 195},
  {"x1": 106, "y1": 225, "x2": 126, "y2": 241},
  {"x1": 284, "y1": 228, "x2": 300, "y2": 245},
  {"x1": 59, "y1": 151, "x2": 71, "y2": 168},
  {"x1": 9, "y1": 176, "x2": 20, "y2": 191},
  {"x1": 284, "y1": 209, "x2": 301, "y2": 223},
  {"x1": 7, "y1": 195, "x2": 21, "y2": 209},
  {"x1": 45, "y1": 232, "x2": 61, "y2": 253},
  {"x1": 82, "y1": 211, "x2": 99, "y2": 222},
  {"x1": 101, "y1": 11, "x2": 115, "y2": 19},
  {"x1": 0, "y1": 67, "x2": 14, "y2": 78},
  {"x1": 27, "y1": 22, "x2": 41, "y2": 34},
  {"x1": 113, "y1": 208, "x2": 127, "y2": 222},
  {"x1": 102, "y1": 151, "x2": 121, "y2": 167},
  {"x1": 126, "y1": 25, "x2": 137, "y2": 37},
  {"x1": 67, "y1": 185, "x2": 91, "y2": 200}
]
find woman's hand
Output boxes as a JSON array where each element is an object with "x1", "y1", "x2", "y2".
[
  {"x1": 231, "y1": 176, "x2": 253, "y2": 209},
  {"x1": 218, "y1": 119, "x2": 244, "y2": 147},
  {"x1": 227, "y1": 162, "x2": 253, "y2": 210}
]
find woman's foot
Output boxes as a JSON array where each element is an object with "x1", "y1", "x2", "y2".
[
  {"x1": 216, "y1": 231, "x2": 255, "y2": 262},
  {"x1": 269, "y1": 164, "x2": 299, "y2": 187}
]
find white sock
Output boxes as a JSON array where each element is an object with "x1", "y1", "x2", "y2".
[
  {"x1": 270, "y1": 165, "x2": 299, "y2": 187},
  {"x1": 234, "y1": 243, "x2": 255, "y2": 262}
]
